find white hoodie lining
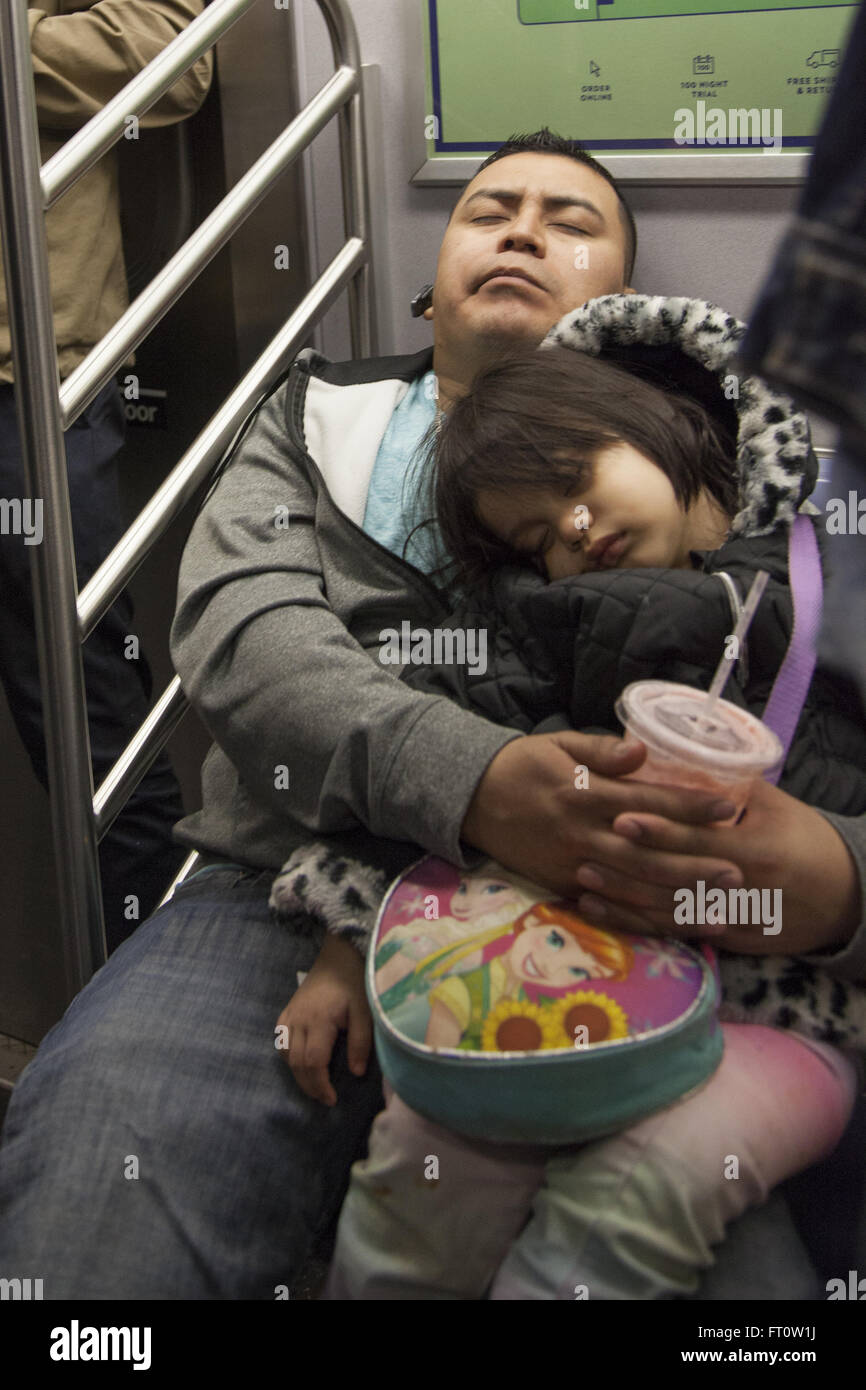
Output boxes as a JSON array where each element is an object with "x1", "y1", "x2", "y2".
[{"x1": 302, "y1": 374, "x2": 411, "y2": 527}]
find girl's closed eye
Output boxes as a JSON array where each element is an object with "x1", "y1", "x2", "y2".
[
  {"x1": 528, "y1": 530, "x2": 553, "y2": 570},
  {"x1": 527, "y1": 522, "x2": 587, "y2": 579}
]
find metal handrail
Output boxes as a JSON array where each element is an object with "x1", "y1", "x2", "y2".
[
  {"x1": 0, "y1": 0, "x2": 373, "y2": 1001},
  {"x1": 158, "y1": 851, "x2": 202, "y2": 910},
  {"x1": 94, "y1": 677, "x2": 189, "y2": 839},
  {"x1": 88, "y1": 235, "x2": 366, "y2": 822},
  {"x1": 41, "y1": 0, "x2": 257, "y2": 209},
  {"x1": 60, "y1": 63, "x2": 359, "y2": 428},
  {"x1": 80, "y1": 236, "x2": 366, "y2": 639}
]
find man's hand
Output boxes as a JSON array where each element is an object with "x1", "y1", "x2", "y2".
[
  {"x1": 587, "y1": 777, "x2": 862, "y2": 955},
  {"x1": 461, "y1": 732, "x2": 745, "y2": 903},
  {"x1": 277, "y1": 935, "x2": 372, "y2": 1106}
]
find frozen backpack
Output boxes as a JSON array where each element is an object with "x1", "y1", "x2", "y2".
[{"x1": 367, "y1": 854, "x2": 723, "y2": 1145}]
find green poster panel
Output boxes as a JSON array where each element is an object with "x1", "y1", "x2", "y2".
[{"x1": 414, "y1": 0, "x2": 858, "y2": 182}]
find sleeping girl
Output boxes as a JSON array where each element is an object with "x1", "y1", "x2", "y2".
[{"x1": 274, "y1": 307, "x2": 866, "y2": 1300}]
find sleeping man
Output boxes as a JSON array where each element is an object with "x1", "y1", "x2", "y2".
[{"x1": 0, "y1": 128, "x2": 863, "y2": 1300}]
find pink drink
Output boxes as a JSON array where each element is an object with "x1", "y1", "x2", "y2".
[{"x1": 614, "y1": 680, "x2": 784, "y2": 822}]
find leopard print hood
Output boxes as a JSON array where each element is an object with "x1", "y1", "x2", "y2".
[{"x1": 540, "y1": 294, "x2": 818, "y2": 539}]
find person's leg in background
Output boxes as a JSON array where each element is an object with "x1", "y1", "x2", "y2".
[
  {"x1": 487, "y1": 1024, "x2": 857, "y2": 1300},
  {"x1": 0, "y1": 380, "x2": 186, "y2": 952},
  {"x1": 0, "y1": 869, "x2": 386, "y2": 1299},
  {"x1": 322, "y1": 1080, "x2": 549, "y2": 1300}
]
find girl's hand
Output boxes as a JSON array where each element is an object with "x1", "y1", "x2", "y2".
[
  {"x1": 577, "y1": 778, "x2": 861, "y2": 956},
  {"x1": 277, "y1": 935, "x2": 372, "y2": 1105}
]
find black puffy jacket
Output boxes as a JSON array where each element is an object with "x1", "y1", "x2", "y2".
[{"x1": 403, "y1": 527, "x2": 866, "y2": 816}]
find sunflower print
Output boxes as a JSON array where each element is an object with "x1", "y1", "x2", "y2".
[
  {"x1": 480, "y1": 999, "x2": 562, "y2": 1052},
  {"x1": 549, "y1": 991, "x2": 630, "y2": 1048}
]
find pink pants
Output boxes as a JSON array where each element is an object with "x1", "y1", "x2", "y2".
[{"x1": 322, "y1": 1024, "x2": 857, "y2": 1300}]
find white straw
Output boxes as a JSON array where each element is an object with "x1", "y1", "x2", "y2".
[{"x1": 704, "y1": 569, "x2": 770, "y2": 715}]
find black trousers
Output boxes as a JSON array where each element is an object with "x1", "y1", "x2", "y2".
[{"x1": 0, "y1": 379, "x2": 186, "y2": 952}]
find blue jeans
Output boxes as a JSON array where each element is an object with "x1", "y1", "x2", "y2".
[
  {"x1": 0, "y1": 868, "x2": 386, "y2": 1299},
  {"x1": 0, "y1": 380, "x2": 186, "y2": 951},
  {"x1": 738, "y1": 2, "x2": 866, "y2": 443},
  {"x1": 0, "y1": 866, "x2": 825, "y2": 1301}
]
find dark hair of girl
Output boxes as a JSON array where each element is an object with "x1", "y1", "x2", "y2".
[{"x1": 405, "y1": 345, "x2": 739, "y2": 593}]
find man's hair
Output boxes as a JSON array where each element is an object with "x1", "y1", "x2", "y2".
[
  {"x1": 465, "y1": 128, "x2": 637, "y2": 285},
  {"x1": 407, "y1": 344, "x2": 738, "y2": 592}
]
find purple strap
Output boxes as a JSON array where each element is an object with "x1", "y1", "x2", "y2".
[{"x1": 761, "y1": 512, "x2": 823, "y2": 784}]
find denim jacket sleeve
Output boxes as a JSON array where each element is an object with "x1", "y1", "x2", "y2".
[{"x1": 737, "y1": 2, "x2": 866, "y2": 443}]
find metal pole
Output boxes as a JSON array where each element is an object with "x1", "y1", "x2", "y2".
[
  {"x1": 315, "y1": 0, "x2": 374, "y2": 357},
  {"x1": 0, "y1": 1, "x2": 106, "y2": 991}
]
